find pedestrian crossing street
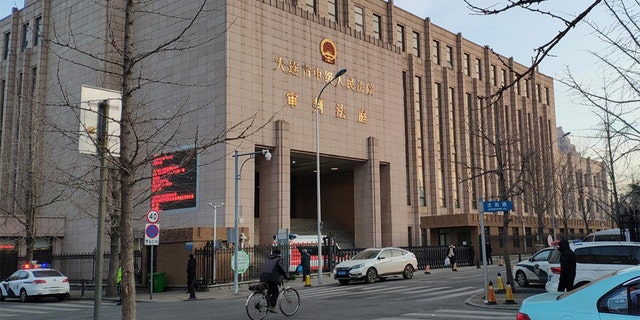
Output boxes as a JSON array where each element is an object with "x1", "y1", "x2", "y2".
[
  {"x1": 0, "y1": 300, "x2": 117, "y2": 318},
  {"x1": 373, "y1": 309, "x2": 516, "y2": 320},
  {"x1": 299, "y1": 283, "x2": 483, "y2": 302}
]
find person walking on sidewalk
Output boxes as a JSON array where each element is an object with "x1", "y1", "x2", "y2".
[
  {"x1": 448, "y1": 244, "x2": 458, "y2": 271},
  {"x1": 187, "y1": 254, "x2": 197, "y2": 299},
  {"x1": 260, "y1": 248, "x2": 290, "y2": 313},
  {"x1": 485, "y1": 241, "x2": 493, "y2": 265},
  {"x1": 116, "y1": 264, "x2": 122, "y2": 305},
  {"x1": 300, "y1": 248, "x2": 311, "y2": 283}
]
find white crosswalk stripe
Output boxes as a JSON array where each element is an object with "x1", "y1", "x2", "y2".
[
  {"x1": 298, "y1": 284, "x2": 481, "y2": 302},
  {"x1": 0, "y1": 300, "x2": 113, "y2": 318},
  {"x1": 374, "y1": 309, "x2": 516, "y2": 320}
]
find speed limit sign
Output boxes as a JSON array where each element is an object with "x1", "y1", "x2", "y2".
[{"x1": 146, "y1": 210, "x2": 160, "y2": 224}]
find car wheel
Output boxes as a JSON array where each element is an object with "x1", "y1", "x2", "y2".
[
  {"x1": 338, "y1": 279, "x2": 350, "y2": 285},
  {"x1": 402, "y1": 265, "x2": 414, "y2": 279},
  {"x1": 20, "y1": 289, "x2": 29, "y2": 303},
  {"x1": 515, "y1": 271, "x2": 529, "y2": 287},
  {"x1": 365, "y1": 268, "x2": 377, "y2": 284}
]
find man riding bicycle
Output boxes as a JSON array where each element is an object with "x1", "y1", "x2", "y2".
[{"x1": 260, "y1": 248, "x2": 290, "y2": 313}]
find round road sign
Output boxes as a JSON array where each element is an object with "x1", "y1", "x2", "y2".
[
  {"x1": 146, "y1": 210, "x2": 160, "y2": 224},
  {"x1": 231, "y1": 250, "x2": 250, "y2": 274},
  {"x1": 146, "y1": 224, "x2": 159, "y2": 238}
]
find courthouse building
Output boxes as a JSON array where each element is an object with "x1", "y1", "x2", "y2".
[{"x1": 0, "y1": 0, "x2": 610, "y2": 277}]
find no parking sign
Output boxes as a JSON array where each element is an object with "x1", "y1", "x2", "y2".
[{"x1": 145, "y1": 223, "x2": 160, "y2": 246}]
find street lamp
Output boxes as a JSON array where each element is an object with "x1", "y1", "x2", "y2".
[
  {"x1": 207, "y1": 202, "x2": 224, "y2": 285},
  {"x1": 551, "y1": 131, "x2": 571, "y2": 241},
  {"x1": 233, "y1": 149, "x2": 271, "y2": 294},
  {"x1": 315, "y1": 68, "x2": 347, "y2": 285}
]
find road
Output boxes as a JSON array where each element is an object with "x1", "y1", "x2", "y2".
[{"x1": 1, "y1": 265, "x2": 545, "y2": 320}]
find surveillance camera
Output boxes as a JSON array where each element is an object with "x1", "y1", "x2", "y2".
[{"x1": 264, "y1": 150, "x2": 272, "y2": 161}]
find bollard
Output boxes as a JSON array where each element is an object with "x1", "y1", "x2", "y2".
[
  {"x1": 504, "y1": 282, "x2": 517, "y2": 304},
  {"x1": 496, "y1": 272, "x2": 506, "y2": 293},
  {"x1": 81, "y1": 279, "x2": 85, "y2": 296},
  {"x1": 424, "y1": 264, "x2": 431, "y2": 274},
  {"x1": 304, "y1": 275, "x2": 312, "y2": 287},
  {"x1": 485, "y1": 281, "x2": 497, "y2": 305}
]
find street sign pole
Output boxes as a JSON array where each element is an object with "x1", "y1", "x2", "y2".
[
  {"x1": 479, "y1": 197, "x2": 488, "y2": 302},
  {"x1": 149, "y1": 245, "x2": 153, "y2": 300}
]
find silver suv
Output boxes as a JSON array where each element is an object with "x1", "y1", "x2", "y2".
[{"x1": 545, "y1": 241, "x2": 640, "y2": 292}]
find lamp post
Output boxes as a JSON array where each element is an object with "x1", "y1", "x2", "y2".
[
  {"x1": 233, "y1": 149, "x2": 271, "y2": 294},
  {"x1": 551, "y1": 131, "x2": 571, "y2": 241},
  {"x1": 315, "y1": 68, "x2": 347, "y2": 285},
  {"x1": 207, "y1": 202, "x2": 224, "y2": 285}
]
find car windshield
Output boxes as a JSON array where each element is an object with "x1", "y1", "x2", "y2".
[
  {"x1": 32, "y1": 270, "x2": 63, "y2": 277},
  {"x1": 352, "y1": 250, "x2": 381, "y2": 260}
]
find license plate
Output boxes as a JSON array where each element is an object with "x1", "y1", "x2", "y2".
[{"x1": 337, "y1": 271, "x2": 347, "y2": 276}]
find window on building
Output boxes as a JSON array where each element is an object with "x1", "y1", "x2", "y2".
[
  {"x1": 501, "y1": 69, "x2": 506, "y2": 86},
  {"x1": 414, "y1": 76, "x2": 425, "y2": 206},
  {"x1": 525, "y1": 227, "x2": 532, "y2": 248},
  {"x1": 513, "y1": 227, "x2": 520, "y2": 248},
  {"x1": 412, "y1": 31, "x2": 420, "y2": 57},
  {"x1": 490, "y1": 65, "x2": 497, "y2": 86},
  {"x1": 327, "y1": 0, "x2": 337, "y2": 22},
  {"x1": 475, "y1": 58, "x2": 482, "y2": 80},
  {"x1": 463, "y1": 53, "x2": 470, "y2": 76},
  {"x1": 34, "y1": 17, "x2": 41, "y2": 46},
  {"x1": 525, "y1": 79, "x2": 530, "y2": 97},
  {"x1": 515, "y1": 79, "x2": 520, "y2": 95},
  {"x1": 545, "y1": 86, "x2": 550, "y2": 104},
  {"x1": 396, "y1": 24, "x2": 405, "y2": 51},
  {"x1": 30, "y1": 66, "x2": 37, "y2": 96},
  {"x1": 445, "y1": 45, "x2": 453, "y2": 68},
  {"x1": 354, "y1": 6, "x2": 364, "y2": 33},
  {"x1": 498, "y1": 227, "x2": 504, "y2": 248},
  {"x1": 0, "y1": 79, "x2": 5, "y2": 133},
  {"x1": 2, "y1": 32, "x2": 9, "y2": 59},
  {"x1": 305, "y1": 0, "x2": 316, "y2": 14},
  {"x1": 536, "y1": 83, "x2": 541, "y2": 101},
  {"x1": 372, "y1": 14, "x2": 381, "y2": 39},
  {"x1": 22, "y1": 23, "x2": 30, "y2": 50},
  {"x1": 432, "y1": 40, "x2": 440, "y2": 65}
]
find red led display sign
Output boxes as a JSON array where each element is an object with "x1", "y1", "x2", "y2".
[{"x1": 151, "y1": 149, "x2": 197, "y2": 211}]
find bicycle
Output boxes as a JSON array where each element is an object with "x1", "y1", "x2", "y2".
[{"x1": 245, "y1": 280, "x2": 300, "y2": 320}]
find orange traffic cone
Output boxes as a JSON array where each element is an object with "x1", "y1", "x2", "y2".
[
  {"x1": 424, "y1": 264, "x2": 431, "y2": 274},
  {"x1": 496, "y1": 273, "x2": 505, "y2": 293},
  {"x1": 485, "y1": 281, "x2": 497, "y2": 305},
  {"x1": 504, "y1": 282, "x2": 517, "y2": 304},
  {"x1": 304, "y1": 274, "x2": 312, "y2": 287}
]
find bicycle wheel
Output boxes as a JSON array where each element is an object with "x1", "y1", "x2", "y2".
[
  {"x1": 278, "y1": 287, "x2": 300, "y2": 316},
  {"x1": 245, "y1": 291, "x2": 269, "y2": 320}
]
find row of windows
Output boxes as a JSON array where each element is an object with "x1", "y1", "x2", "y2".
[{"x1": 2, "y1": 16, "x2": 41, "y2": 60}]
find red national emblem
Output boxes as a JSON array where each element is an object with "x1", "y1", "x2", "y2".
[{"x1": 320, "y1": 38, "x2": 337, "y2": 64}]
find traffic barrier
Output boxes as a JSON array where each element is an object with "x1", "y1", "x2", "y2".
[
  {"x1": 424, "y1": 264, "x2": 431, "y2": 274},
  {"x1": 485, "y1": 281, "x2": 497, "y2": 305},
  {"x1": 496, "y1": 272, "x2": 505, "y2": 293},
  {"x1": 304, "y1": 275, "x2": 312, "y2": 287},
  {"x1": 504, "y1": 282, "x2": 517, "y2": 304}
]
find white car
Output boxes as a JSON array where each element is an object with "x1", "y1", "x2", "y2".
[
  {"x1": 513, "y1": 247, "x2": 554, "y2": 287},
  {"x1": 332, "y1": 247, "x2": 417, "y2": 285},
  {"x1": 0, "y1": 263, "x2": 70, "y2": 302},
  {"x1": 518, "y1": 265, "x2": 640, "y2": 320},
  {"x1": 545, "y1": 241, "x2": 640, "y2": 292}
]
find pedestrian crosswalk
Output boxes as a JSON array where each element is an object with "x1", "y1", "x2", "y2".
[
  {"x1": 373, "y1": 309, "x2": 516, "y2": 320},
  {"x1": 298, "y1": 283, "x2": 482, "y2": 302},
  {"x1": 0, "y1": 300, "x2": 116, "y2": 318}
]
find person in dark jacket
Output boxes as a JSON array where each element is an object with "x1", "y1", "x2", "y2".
[
  {"x1": 260, "y1": 248, "x2": 289, "y2": 313},
  {"x1": 557, "y1": 239, "x2": 577, "y2": 292},
  {"x1": 300, "y1": 248, "x2": 311, "y2": 283},
  {"x1": 187, "y1": 254, "x2": 197, "y2": 299}
]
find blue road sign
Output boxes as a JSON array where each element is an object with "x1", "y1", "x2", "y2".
[{"x1": 483, "y1": 200, "x2": 513, "y2": 212}]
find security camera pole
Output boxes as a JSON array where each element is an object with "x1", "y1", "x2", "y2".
[{"x1": 233, "y1": 149, "x2": 271, "y2": 294}]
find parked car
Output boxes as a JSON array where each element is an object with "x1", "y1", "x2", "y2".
[
  {"x1": 513, "y1": 247, "x2": 555, "y2": 287},
  {"x1": 582, "y1": 228, "x2": 630, "y2": 242},
  {"x1": 545, "y1": 241, "x2": 640, "y2": 292},
  {"x1": 0, "y1": 262, "x2": 70, "y2": 302},
  {"x1": 517, "y1": 264, "x2": 640, "y2": 319},
  {"x1": 332, "y1": 247, "x2": 417, "y2": 285}
]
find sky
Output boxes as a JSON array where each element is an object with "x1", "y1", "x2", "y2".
[{"x1": 0, "y1": 1, "x2": 635, "y2": 173}]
